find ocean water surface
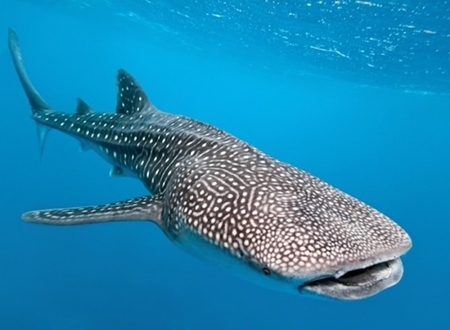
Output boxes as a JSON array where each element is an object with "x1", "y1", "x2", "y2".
[{"x1": 0, "y1": 0, "x2": 449, "y2": 329}]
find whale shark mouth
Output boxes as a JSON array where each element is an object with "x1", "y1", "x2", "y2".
[{"x1": 299, "y1": 258, "x2": 404, "y2": 300}]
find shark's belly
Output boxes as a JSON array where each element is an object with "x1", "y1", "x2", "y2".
[
  {"x1": 166, "y1": 219, "x2": 299, "y2": 294},
  {"x1": 79, "y1": 137, "x2": 138, "y2": 178}
]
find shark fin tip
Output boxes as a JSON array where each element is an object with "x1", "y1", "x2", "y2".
[
  {"x1": 110, "y1": 166, "x2": 124, "y2": 177},
  {"x1": 36, "y1": 124, "x2": 50, "y2": 159},
  {"x1": 79, "y1": 140, "x2": 90, "y2": 152}
]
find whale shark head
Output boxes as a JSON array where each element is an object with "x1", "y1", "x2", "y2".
[{"x1": 168, "y1": 161, "x2": 412, "y2": 300}]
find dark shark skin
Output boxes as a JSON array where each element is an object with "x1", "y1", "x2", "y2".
[{"x1": 8, "y1": 29, "x2": 412, "y2": 300}]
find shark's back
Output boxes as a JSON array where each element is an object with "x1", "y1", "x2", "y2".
[{"x1": 29, "y1": 69, "x2": 252, "y2": 195}]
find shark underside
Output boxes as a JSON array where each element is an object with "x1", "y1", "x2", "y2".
[{"x1": 8, "y1": 28, "x2": 412, "y2": 300}]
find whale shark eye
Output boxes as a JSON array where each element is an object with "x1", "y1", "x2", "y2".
[{"x1": 263, "y1": 268, "x2": 271, "y2": 276}]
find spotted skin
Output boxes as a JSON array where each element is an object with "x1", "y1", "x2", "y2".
[{"x1": 9, "y1": 29, "x2": 411, "y2": 300}]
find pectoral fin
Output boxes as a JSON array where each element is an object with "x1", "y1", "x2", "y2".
[{"x1": 22, "y1": 195, "x2": 163, "y2": 226}]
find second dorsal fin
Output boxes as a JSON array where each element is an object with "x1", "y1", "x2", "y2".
[
  {"x1": 76, "y1": 98, "x2": 93, "y2": 115},
  {"x1": 116, "y1": 69, "x2": 153, "y2": 115}
]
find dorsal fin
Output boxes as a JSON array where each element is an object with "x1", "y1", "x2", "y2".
[
  {"x1": 116, "y1": 69, "x2": 153, "y2": 115},
  {"x1": 76, "y1": 98, "x2": 93, "y2": 115}
]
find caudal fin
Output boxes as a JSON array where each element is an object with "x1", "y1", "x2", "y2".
[
  {"x1": 8, "y1": 28, "x2": 51, "y2": 113},
  {"x1": 8, "y1": 28, "x2": 53, "y2": 157}
]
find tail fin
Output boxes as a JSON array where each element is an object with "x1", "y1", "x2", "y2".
[{"x1": 8, "y1": 28, "x2": 51, "y2": 113}]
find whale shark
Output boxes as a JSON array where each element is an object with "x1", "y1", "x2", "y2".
[{"x1": 8, "y1": 28, "x2": 412, "y2": 300}]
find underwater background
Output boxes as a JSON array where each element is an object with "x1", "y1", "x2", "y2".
[{"x1": 0, "y1": 0, "x2": 449, "y2": 329}]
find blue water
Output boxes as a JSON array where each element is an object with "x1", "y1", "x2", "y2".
[{"x1": 1, "y1": 0, "x2": 449, "y2": 329}]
